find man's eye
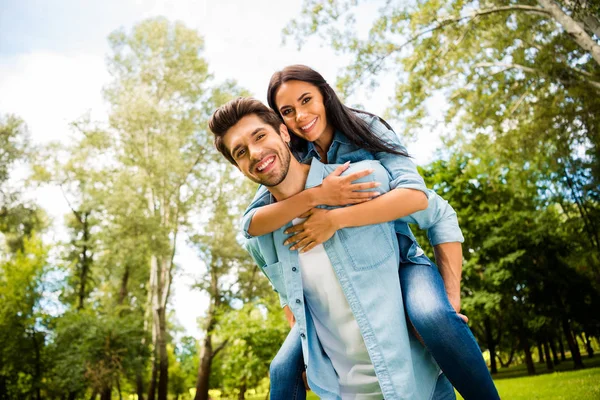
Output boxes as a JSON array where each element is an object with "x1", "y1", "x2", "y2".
[
  {"x1": 302, "y1": 97, "x2": 311, "y2": 104},
  {"x1": 256, "y1": 134, "x2": 265, "y2": 140},
  {"x1": 236, "y1": 149, "x2": 246, "y2": 158}
]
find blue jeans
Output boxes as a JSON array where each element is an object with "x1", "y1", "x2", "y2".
[
  {"x1": 399, "y1": 257, "x2": 499, "y2": 400},
  {"x1": 269, "y1": 257, "x2": 499, "y2": 400}
]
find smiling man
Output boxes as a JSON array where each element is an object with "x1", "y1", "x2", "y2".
[{"x1": 209, "y1": 97, "x2": 453, "y2": 400}]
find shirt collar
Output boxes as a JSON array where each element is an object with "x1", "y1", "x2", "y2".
[
  {"x1": 304, "y1": 130, "x2": 350, "y2": 162},
  {"x1": 305, "y1": 157, "x2": 326, "y2": 189}
]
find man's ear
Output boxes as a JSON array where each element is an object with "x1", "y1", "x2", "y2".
[{"x1": 279, "y1": 123, "x2": 291, "y2": 144}]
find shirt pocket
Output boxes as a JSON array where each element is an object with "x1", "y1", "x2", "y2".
[
  {"x1": 262, "y1": 261, "x2": 286, "y2": 295},
  {"x1": 338, "y1": 224, "x2": 395, "y2": 271}
]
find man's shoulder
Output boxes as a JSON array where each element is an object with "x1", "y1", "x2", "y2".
[{"x1": 323, "y1": 160, "x2": 391, "y2": 191}]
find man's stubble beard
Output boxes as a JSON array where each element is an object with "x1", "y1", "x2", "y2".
[{"x1": 259, "y1": 148, "x2": 292, "y2": 188}]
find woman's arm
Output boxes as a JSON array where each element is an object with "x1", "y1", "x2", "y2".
[
  {"x1": 245, "y1": 163, "x2": 380, "y2": 237},
  {"x1": 285, "y1": 187, "x2": 427, "y2": 251}
]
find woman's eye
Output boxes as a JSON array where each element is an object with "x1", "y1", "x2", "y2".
[
  {"x1": 282, "y1": 109, "x2": 292, "y2": 116},
  {"x1": 302, "y1": 97, "x2": 311, "y2": 104}
]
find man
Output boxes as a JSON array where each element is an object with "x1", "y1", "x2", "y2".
[{"x1": 209, "y1": 98, "x2": 452, "y2": 400}]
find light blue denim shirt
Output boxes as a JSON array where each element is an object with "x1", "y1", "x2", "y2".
[
  {"x1": 244, "y1": 159, "x2": 440, "y2": 400},
  {"x1": 241, "y1": 113, "x2": 464, "y2": 247}
]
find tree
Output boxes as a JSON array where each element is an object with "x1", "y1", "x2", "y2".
[
  {"x1": 286, "y1": 0, "x2": 600, "y2": 275},
  {"x1": 103, "y1": 17, "x2": 249, "y2": 400},
  {"x1": 0, "y1": 236, "x2": 49, "y2": 399}
]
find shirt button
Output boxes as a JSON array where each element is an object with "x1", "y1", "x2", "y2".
[
  {"x1": 300, "y1": 333, "x2": 306, "y2": 338},
  {"x1": 292, "y1": 267, "x2": 297, "y2": 272},
  {"x1": 295, "y1": 299, "x2": 301, "y2": 304},
  {"x1": 304, "y1": 364, "x2": 308, "y2": 370}
]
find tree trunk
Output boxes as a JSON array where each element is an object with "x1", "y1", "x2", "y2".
[
  {"x1": 484, "y1": 317, "x2": 498, "y2": 374},
  {"x1": 537, "y1": 0, "x2": 600, "y2": 66},
  {"x1": 499, "y1": 348, "x2": 515, "y2": 368},
  {"x1": 136, "y1": 370, "x2": 145, "y2": 400},
  {"x1": 118, "y1": 264, "x2": 130, "y2": 305},
  {"x1": 558, "y1": 335, "x2": 567, "y2": 361},
  {"x1": 549, "y1": 340, "x2": 560, "y2": 365},
  {"x1": 147, "y1": 357, "x2": 158, "y2": 400},
  {"x1": 537, "y1": 341, "x2": 545, "y2": 363},
  {"x1": 194, "y1": 267, "x2": 222, "y2": 400},
  {"x1": 100, "y1": 387, "x2": 111, "y2": 400},
  {"x1": 562, "y1": 317, "x2": 584, "y2": 369},
  {"x1": 157, "y1": 305, "x2": 169, "y2": 400},
  {"x1": 543, "y1": 341, "x2": 554, "y2": 371},
  {"x1": 519, "y1": 327, "x2": 536, "y2": 375},
  {"x1": 89, "y1": 390, "x2": 98, "y2": 400},
  {"x1": 194, "y1": 332, "x2": 214, "y2": 400},
  {"x1": 582, "y1": 333, "x2": 594, "y2": 358},
  {"x1": 238, "y1": 379, "x2": 247, "y2": 400},
  {"x1": 78, "y1": 211, "x2": 92, "y2": 310}
]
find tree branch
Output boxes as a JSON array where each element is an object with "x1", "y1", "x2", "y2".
[
  {"x1": 537, "y1": 0, "x2": 600, "y2": 66},
  {"x1": 473, "y1": 61, "x2": 600, "y2": 89}
]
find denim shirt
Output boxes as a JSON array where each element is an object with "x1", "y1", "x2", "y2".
[
  {"x1": 244, "y1": 159, "x2": 440, "y2": 400},
  {"x1": 241, "y1": 113, "x2": 464, "y2": 248}
]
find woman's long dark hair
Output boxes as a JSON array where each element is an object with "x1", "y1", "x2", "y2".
[{"x1": 267, "y1": 64, "x2": 408, "y2": 158}]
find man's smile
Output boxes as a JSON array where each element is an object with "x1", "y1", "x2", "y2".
[{"x1": 255, "y1": 154, "x2": 276, "y2": 173}]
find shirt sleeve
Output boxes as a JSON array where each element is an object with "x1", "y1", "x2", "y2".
[
  {"x1": 243, "y1": 238, "x2": 288, "y2": 308},
  {"x1": 366, "y1": 116, "x2": 464, "y2": 244},
  {"x1": 397, "y1": 189, "x2": 465, "y2": 245},
  {"x1": 241, "y1": 185, "x2": 271, "y2": 239},
  {"x1": 366, "y1": 116, "x2": 429, "y2": 195}
]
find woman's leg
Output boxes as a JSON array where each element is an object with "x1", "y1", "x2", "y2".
[
  {"x1": 399, "y1": 259, "x2": 500, "y2": 400},
  {"x1": 269, "y1": 324, "x2": 306, "y2": 400}
]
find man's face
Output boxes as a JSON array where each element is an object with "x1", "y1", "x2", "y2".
[{"x1": 223, "y1": 114, "x2": 292, "y2": 187}]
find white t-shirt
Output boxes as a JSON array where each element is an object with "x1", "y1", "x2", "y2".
[{"x1": 294, "y1": 219, "x2": 382, "y2": 400}]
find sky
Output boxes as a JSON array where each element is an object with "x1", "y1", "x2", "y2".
[{"x1": 0, "y1": 0, "x2": 443, "y2": 338}]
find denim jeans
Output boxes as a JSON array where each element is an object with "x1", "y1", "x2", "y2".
[
  {"x1": 269, "y1": 257, "x2": 499, "y2": 400},
  {"x1": 399, "y1": 257, "x2": 500, "y2": 400}
]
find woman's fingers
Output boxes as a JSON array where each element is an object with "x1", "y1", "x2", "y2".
[
  {"x1": 349, "y1": 181, "x2": 380, "y2": 191},
  {"x1": 290, "y1": 236, "x2": 314, "y2": 251},
  {"x1": 300, "y1": 241, "x2": 317, "y2": 253},
  {"x1": 343, "y1": 168, "x2": 374, "y2": 182},
  {"x1": 284, "y1": 224, "x2": 304, "y2": 235},
  {"x1": 284, "y1": 230, "x2": 307, "y2": 246},
  {"x1": 331, "y1": 161, "x2": 351, "y2": 176}
]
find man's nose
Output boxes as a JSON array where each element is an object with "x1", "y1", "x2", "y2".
[{"x1": 249, "y1": 145, "x2": 263, "y2": 161}]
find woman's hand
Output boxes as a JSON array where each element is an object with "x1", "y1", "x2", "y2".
[
  {"x1": 316, "y1": 162, "x2": 380, "y2": 206},
  {"x1": 283, "y1": 208, "x2": 340, "y2": 253}
]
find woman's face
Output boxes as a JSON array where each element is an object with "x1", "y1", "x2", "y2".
[{"x1": 274, "y1": 80, "x2": 333, "y2": 143}]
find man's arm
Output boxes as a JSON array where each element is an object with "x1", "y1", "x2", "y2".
[{"x1": 434, "y1": 242, "x2": 463, "y2": 314}]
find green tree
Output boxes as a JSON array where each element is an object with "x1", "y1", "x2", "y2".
[{"x1": 103, "y1": 17, "x2": 244, "y2": 400}]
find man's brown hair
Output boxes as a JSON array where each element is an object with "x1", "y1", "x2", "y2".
[{"x1": 209, "y1": 97, "x2": 283, "y2": 165}]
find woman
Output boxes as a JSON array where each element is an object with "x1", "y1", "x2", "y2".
[{"x1": 243, "y1": 65, "x2": 499, "y2": 399}]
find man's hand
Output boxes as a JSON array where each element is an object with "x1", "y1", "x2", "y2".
[
  {"x1": 283, "y1": 305, "x2": 296, "y2": 328},
  {"x1": 316, "y1": 162, "x2": 380, "y2": 206},
  {"x1": 283, "y1": 208, "x2": 339, "y2": 253}
]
